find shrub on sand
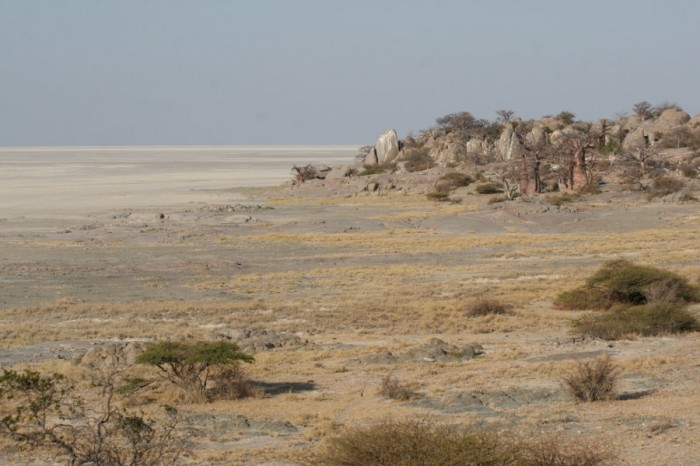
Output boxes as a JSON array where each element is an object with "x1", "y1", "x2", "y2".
[
  {"x1": 377, "y1": 375, "x2": 417, "y2": 401},
  {"x1": 303, "y1": 418, "x2": 615, "y2": 466},
  {"x1": 563, "y1": 355, "x2": 619, "y2": 402},
  {"x1": 467, "y1": 299, "x2": 511, "y2": 317},
  {"x1": 572, "y1": 303, "x2": 699, "y2": 340},
  {"x1": 555, "y1": 259, "x2": 700, "y2": 310}
]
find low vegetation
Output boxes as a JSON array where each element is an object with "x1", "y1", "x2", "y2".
[
  {"x1": 646, "y1": 176, "x2": 685, "y2": 200},
  {"x1": 304, "y1": 418, "x2": 614, "y2": 466},
  {"x1": 475, "y1": 181, "x2": 504, "y2": 194},
  {"x1": 402, "y1": 148, "x2": 435, "y2": 172},
  {"x1": 467, "y1": 299, "x2": 512, "y2": 316},
  {"x1": 377, "y1": 375, "x2": 417, "y2": 401},
  {"x1": 555, "y1": 259, "x2": 700, "y2": 310},
  {"x1": 572, "y1": 303, "x2": 699, "y2": 340},
  {"x1": 0, "y1": 368, "x2": 187, "y2": 466},
  {"x1": 425, "y1": 191, "x2": 450, "y2": 202},
  {"x1": 435, "y1": 172, "x2": 474, "y2": 192},
  {"x1": 136, "y1": 340, "x2": 254, "y2": 398},
  {"x1": 563, "y1": 356, "x2": 620, "y2": 402}
]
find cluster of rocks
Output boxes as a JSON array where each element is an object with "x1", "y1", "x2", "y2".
[
  {"x1": 201, "y1": 204, "x2": 273, "y2": 213},
  {"x1": 351, "y1": 108, "x2": 700, "y2": 168},
  {"x1": 355, "y1": 338, "x2": 484, "y2": 365},
  {"x1": 77, "y1": 341, "x2": 147, "y2": 367},
  {"x1": 208, "y1": 328, "x2": 311, "y2": 353}
]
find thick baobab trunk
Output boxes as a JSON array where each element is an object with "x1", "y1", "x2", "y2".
[
  {"x1": 519, "y1": 154, "x2": 529, "y2": 194},
  {"x1": 519, "y1": 153, "x2": 542, "y2": 196},
  {"x1": 572, "y1": 147, "x2": 588, "y2": 192}
]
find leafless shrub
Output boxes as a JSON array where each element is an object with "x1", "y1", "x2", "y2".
[
  {"x1": 292, "y1": 164, "x2": 318, "y2": 185},
  {"x1": 525, "y1": 434, "x2": 616, "y2": 466},
  {"x1": 564, "y1": 356, "x2": 620, "y2": 402},
  {"x1": 377, "y1": 375, "x2": 417, "y2": 401},
  {"x1": 208, "y1": 366, "x2": 263, "y2": 401}
]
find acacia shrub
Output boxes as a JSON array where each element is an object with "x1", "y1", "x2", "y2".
[
  {"x1": 555, "y1": 259, "x2": 700, "y2": 310},
  {"x1": 0, "y1": 369, "x2": 187, "y2": 466},
  {"x1": 137, "y1": 341, "x2": 254, "y2": 397}
]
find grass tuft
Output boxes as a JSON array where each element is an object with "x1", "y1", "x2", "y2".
[{"x1": 467, "y1": 299, "x2": 512, "y2": 317}]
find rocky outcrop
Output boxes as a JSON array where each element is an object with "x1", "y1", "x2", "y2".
[{"x1": 78, "y1": 341, "x2": 147, "y2": 367}]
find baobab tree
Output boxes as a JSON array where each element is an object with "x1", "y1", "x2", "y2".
[
  {"x1": 551, "y1": 131, "x2": 599, "y2": 193},
  {"x1": 633, "y1": 101, "x2": 653, "y2": 122}
]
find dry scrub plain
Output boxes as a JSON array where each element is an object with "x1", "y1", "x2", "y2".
[{"x1": 1, "y1": 176, "x2": 700, "y2": 465}]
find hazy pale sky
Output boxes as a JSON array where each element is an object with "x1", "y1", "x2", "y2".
[{"x1": 1, "y1": 0, "x2": 698, "y2": 146}]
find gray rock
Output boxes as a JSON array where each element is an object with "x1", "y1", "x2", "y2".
[
  {"x1": 325, "y1": 165, "x2": 354, "y2": 180},
  {"x1": 364, "y1": 146, "x2": 378, "y2": 166},
  {"x1": 78, "y1": 341, "x2": 147, "y2": 367},
  {"x1": 212, "y1": 328, "x2": 311, "y2": 353},
  {"x1": 655, "y1": 108, "x2": 690, "y2": 127},
  {"x1": 375, "y1": 129, "x2": 400, "y2": 165}
]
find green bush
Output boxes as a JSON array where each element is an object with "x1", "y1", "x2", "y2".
[
  {"x1": 563, "y1": 356, "x2": 619, "y2": 402},
  {"x1": 555, "y1": 259, "x2": 700, "y2": 310},
  {"x1": 545, "y1": 194, "x2": 576, "y2": 207},
  {"x1": 304, "y1": 418, "x2": 614, "y2": 466},
  {"x1": 572, "y1": 303, "x2": 699, "y2": 340},
  {"x1": 557, "y1": 111, "x2": 576, "y2": 126},
  {"x1": 600, "y1": 139, "x2": 623, "y2": 155},
  {"x1": 0, "y1": 369, "x2": 187, "y2": 466},
  {"x1": 435, "y1": 172, "x2": 474, "y2": 191},
  {"x1": 137, "y1": 340, "x2": 254, "y2": 396},
  {"x1": 475, "y1": 182, "x2": 503, "y2": 194},
  {"x1": 359, "y1": 165, "x2": 391, "y2": 176}
]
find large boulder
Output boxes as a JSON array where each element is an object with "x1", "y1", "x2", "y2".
[
  {"x1": 623, "y1": 126, "x2": 652, "y2": 149},
  {"x1": 325, "y1": 165, "x2": 354, "y2": 180},
  {"x1": 466, "y1": 138, "x2": 488, "y2": 157},
  {"x1": 655, "y1": 108, "x2": 690, "y2": 127},
  {"x1": 375, "y1": 129, "x2": 401, "y2": 165},
  {"x1": 525, "y1": 125, "x2": 547, "y2": 148},
  {"x1": 364, "y1": 147, "x2": 378, "y2": 166},
  {"x1": 497, "y1": 124, "x2": 515, "y2": 159}
]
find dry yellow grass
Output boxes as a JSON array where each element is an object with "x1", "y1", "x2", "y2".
[{"x1": 2, "y1": 187, "x2": 700, "y2": 465}]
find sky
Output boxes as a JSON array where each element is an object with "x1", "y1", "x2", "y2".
[{"x1": 1, "y1": 0, "x2": 699, "y2": 146}]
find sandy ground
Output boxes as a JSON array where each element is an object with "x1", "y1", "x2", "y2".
[{"x1": 1, "y1": 158, "x2": 700, "y2": 465}]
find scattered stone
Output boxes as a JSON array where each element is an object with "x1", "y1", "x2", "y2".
[
  {"x1": 352, "y1": 339, "x2": 483, "y2": 365},
  {"x1": 77, "y1": 341, "x2": 147, "y2": 367},
  {"x1": 211, "y1": 328, "x2": 311, "y2": 353}
]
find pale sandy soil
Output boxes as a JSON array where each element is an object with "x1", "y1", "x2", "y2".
[{"x1": 1, "y1": 164, "x2": 699, "y2": 465}]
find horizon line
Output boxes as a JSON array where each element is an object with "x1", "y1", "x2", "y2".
[{"x1": 0, "y1": 144, "x2": 362, "y2": 152}]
